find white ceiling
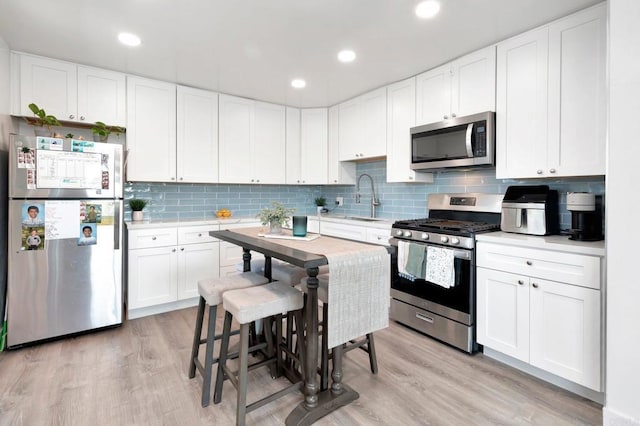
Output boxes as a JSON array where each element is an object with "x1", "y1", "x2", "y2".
[{"x1": 0, "y1": 0, "x2": 601, "y2": 108}]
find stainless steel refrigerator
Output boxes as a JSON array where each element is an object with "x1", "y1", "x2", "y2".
[{"x1": 6, "y1": 134, "x2": 123, "y2": 348}]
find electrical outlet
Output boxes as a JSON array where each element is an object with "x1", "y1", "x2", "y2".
[{"x1": 336, "y1": 196, "x2": 344, "y2": 206}]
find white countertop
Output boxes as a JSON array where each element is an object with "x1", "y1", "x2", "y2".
[
  {"x1": 476, "y1": 231, "x2": 605, "y2": 257},
  {"x1": 125, "y1": 215, "x2": 394, "y2": 230}
]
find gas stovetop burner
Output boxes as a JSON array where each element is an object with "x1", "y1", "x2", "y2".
[{"x1": 393, "y1": 218, "x2": 500, "y2": 234}]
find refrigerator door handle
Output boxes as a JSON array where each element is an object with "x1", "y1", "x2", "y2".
[{"x1": 114, "y1": 201, "x2": 121, "y2": 250}]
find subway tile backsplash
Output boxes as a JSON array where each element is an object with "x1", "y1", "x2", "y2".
[{"x1": 125, "y1": 160, "x2": 605, "y2": 230}]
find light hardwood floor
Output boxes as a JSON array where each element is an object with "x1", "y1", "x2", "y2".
[{"x1": 0, "y1": 307, "x2": 602, "y2": 425}]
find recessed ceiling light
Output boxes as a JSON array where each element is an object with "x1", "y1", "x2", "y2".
[
  {"x1": 291, "y1": 79, "x2": 306, "y2": 89},
  {"x1": 338, "y1": 50, "x2": 356, "y2": 63},
  {"x1": 415, "y1": 0, "x2": 440, "y2": 19},
  {"x1": 118, "y1": 32, "x2": 141, "y2": 47}
]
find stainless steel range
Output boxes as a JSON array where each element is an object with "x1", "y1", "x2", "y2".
[{"x1": 389, "y1": 193, "x2": 503, "y2": 353}]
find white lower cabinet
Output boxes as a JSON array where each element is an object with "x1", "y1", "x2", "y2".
[
  {"x1": 476, "y1": 241, "x2": 602, "y2": 391},
  {"x1": 308, "y1": 218, "x2": 391, "y2": 246},
  {"x1": 127, "y1": 224, "x2": 220, "y2": 316}
]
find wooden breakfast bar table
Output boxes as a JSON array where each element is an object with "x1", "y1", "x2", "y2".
[{"x1": 210, "y1": 227, "x2": 390, "y2": 425}]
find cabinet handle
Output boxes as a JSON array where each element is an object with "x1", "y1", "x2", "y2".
[
  {"x1": 334, "y1": 180, "x2": 338, "y2": 183},
  {"x1": 251, "y1": 179, "x2": 255, "y2": 182},
  {"x1": 443, "y1": 115, "x2": 449, "y2": 119},
  {"x1": 532, "y1": 283, "x2": 539, "y2": 288},
  {"x1": 256, "y1": 179, "x2": 260, "y2": 182},
  {"x1": 297, "y1": 180, "x2": 300, "y2": 183},
  {"x1": 451, "y1": 113, "x2": 457, "y2": 118},
  {"x1": 526, "y1": 260, "x2": 532, "y2": 266},
  {"x1": 536, "y1": 170, "x2": 543, "y2": 175},
  {"x1": 549, "y1": 168, "x2": 556, "y2": 173},
  {"x1": 69, "y1": 114, "x2": 75, "y2": 119},
  {"x1": 179, "y1": 177, "x2": 183, "y2": 181},
  {"x1": 518, "y1": 280, "x2": 524, "y2": 285},
  {"x1": 80, "y1": 116, "x2": 85, "y2": 121},
  {"x1": 409, "y1": 176, "x2": 414, "y2": 180},
  {"x1": 198, "y1": 233, "x2": 202, "y2": 237},
  {"x1": 171, "y1": 177, "x2": 175, "y2": 180},
  {"x1": 152, "y1": 236, "x2": 157, "y2": 240},
  {"x1": 302, "y1": 180, "x2": 306, "y2": 183},
  {"x1": 172, "y1": 248, "x2": 176, "y2": 252},
  {"x1": 180, "y1": 247, "x2": 184, "y2": 251}
]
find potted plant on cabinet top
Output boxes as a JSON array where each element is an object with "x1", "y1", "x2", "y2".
[
  {"x1": 257, "y1": 201, "x2": 296, "y2": 234},
  {"x1": 129, "y1": 198, "x2": 148, "y2": 222},
  {"x1": 314, "y1": 196, "x2": 327, "y2": 216},
  {"x1": 92, "y1": 121, "x2": 124, "y2": 142},
  {"x1": 26, "y1": 103, "x2": 61, "y2": 137}
]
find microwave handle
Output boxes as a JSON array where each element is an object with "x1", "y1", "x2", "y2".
[{"x1": 465, "y1": 123, "x2": 474, "y2": 157}]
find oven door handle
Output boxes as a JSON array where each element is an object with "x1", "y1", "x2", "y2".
[{"x1": 390, "y1": 238, "x2": 471, "y2": 260}]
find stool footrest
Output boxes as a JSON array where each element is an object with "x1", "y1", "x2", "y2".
[{"x1": 247, "y1": 381, "x2": 303, "y2": 414}]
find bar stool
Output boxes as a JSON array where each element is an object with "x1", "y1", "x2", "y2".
[
  {"x1": 188, "y1": 271, "x2": 270, "y2": 407},
  {"x1": 299, "y1": 274, "x2": 378, "y2": 391},
  {"x1": 213, "y1": 281, "x2": 305, "y2": 426}
]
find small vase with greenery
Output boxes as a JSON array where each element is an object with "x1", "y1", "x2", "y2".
[
  {"x1": 129, "y1": 198, "x2": 148, "y2": 221},
  {"x1": 26, "y1": 103, "x2": 61, "y2": 137},
  {"x1": 257, "y1": 201, "x2": 296, "y2": 234},
  {"x1": 314, "y1": 196, "x2": 327, "y2": 215},
  {"x1": 92, "y1": 121, "x2": 124, "y2": 142}
]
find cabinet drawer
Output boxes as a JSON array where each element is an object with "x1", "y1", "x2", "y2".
[
  {"x1": 366, "y1": 227, "x2": 391, "y2": 246},
  {"x1": 178, "y1": 225, "x2": 219, "y2": 245},
  {"x1": 219, "y1": 241, "x2": 264, "y2": 267},
  {"x1": 128, "y1": 227, "x2": 178, "y2": 249},
  {"x1": 477, "y1": 242, "x2": 600, "y2": 289},
  {"x1": 320, "y1": 222, "x2": 367, "y2": 241}
]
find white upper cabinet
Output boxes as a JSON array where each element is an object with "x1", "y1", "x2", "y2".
[
  {"x1": 496, "y1": 4, "x2": 606, "y2": 179},
  {"x1": 416, "y1": 46, "x2": 496, "y2": 126},
  {"x1": 338, "y1": 87, "x2": 387, "y2": 161},
  {"x1": 287, "y1": 107, "x2": 328, "y2": 184},
  {"x1": 126, "y1": 76, "x2": 177, "y2": 182},
  {"x1": 177, "y1": 86, "x2": 219, "y2": 183},
  {"x1": 219, "y1": 94, "x2": 286, "y2": 184},
  {"x1": 328, "y1": 105, "x2": 356, "y2": 185},
  {"x1": 386, "y1": 77, "x2": 433, "y2": 183},
  {"x1": 14, "y1": 53, "x2": 126, "y2": 126}
]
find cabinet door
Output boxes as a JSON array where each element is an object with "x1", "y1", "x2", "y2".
[
  {"x1": 319, "y1": 222, "x2": 367, "y2": 241},
  {"x1": 218, "y1": 94, "x2": 254, "y2": 183},
  {"x1": 328, "y1": 105, "x2": 356, "y2": 185},
  {"x1": 416, "y1": 63, "x2": 451, "y2": 125},
  {"x1": 452, "y1": 46, "x2": 496, "y2": 118},
  {"x1": 19, "y1": 54, "x2": 77, "y2": 120},
  {"x1": 338, "y1": 98, "x2": 360, "y2": 161},
  {"x1": 254, "y1": 101, "x2": 286, "y2": 184},
  {"x1": 128, "y1": 247, "x2": 178, "y2": 309},
  {"x1": 529, "y1": 278, "x2": 601, "y2": 390},
  {"x1": 359, "y1": 87, "x2": 387, "y2": 158},
  {"x1": 547, "y1": 4, "x2": 606, "y2": 177},
  {"x1": 77, "y1": 66, "x2": 126, "y2": 126},
  {"x1": 176, "y1": 86, "x2": 219, "y2": 183},
  {"x1": 126, "y1": 76, "x2": 177, "y2": 182},
  {"x1": 177, "y1": 242, "x2": 220, "y2": 300},
  {"x1": 285, "y1": 107, "x2": 302, "y2": 184},
  {"x1": 476, "y1": 268, "x2": 530, "y2": 362},
  {"x1": 365, "y1": 227, "x2": 391, "y2": 246},
  {"x1": 496, "y1": 27, "x2": 549, "y2": 179},
  {"x1": 386, "y1": 78, "x2": 433, "y2": 183},
  {"x1": 300, "y1": 108, "x2": 328, "y2": 184}
]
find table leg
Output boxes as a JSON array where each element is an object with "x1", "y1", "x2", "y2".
[{"x1": 285, "y1": 267, "x2": 359, "y2": 426}]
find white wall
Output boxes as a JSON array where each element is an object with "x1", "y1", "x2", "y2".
[
  {"x1": 604, "y1": 0, "x2": 640, "y2": 425},
  {"x1": 0, "y1": 35, "x2": 14, "y2": 151}
]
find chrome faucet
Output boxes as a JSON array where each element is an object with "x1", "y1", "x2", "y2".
[{"x1": 356, "y1": 173, "x2": 381, "y2": 218}]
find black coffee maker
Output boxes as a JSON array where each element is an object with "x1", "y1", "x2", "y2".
[{"x1": 567, "y1": 192, "x2": 603, "y2": 241}]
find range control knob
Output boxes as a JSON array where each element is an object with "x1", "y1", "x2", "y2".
[
  {"x1": 421, "y1": 233, "x2": 429, "y2": 240},
  {"x1": 440, "y1": 236, "x2": 449, "y2": 243},
  {"x1": 403, "y1": 231, "x2": 412, "y2": 238},
  {"x1": 395, "y1": 230, "x2": 403, "y2": 237},
  {"x1": 450, "y1": 237, "x2": 460, "y2": 245}
]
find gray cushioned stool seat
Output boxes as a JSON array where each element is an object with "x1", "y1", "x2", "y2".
[
  {"x1": 236, "y1": 258, "x2": 329, "y2": 286},
  {"x1": 198, "y1": 271, "x2": 269, "y2": 306},
  {"x1": 223, "y1": 281, "x2": 304, "y2": 325}
]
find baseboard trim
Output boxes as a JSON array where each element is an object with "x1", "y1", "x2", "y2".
[
  {"x1": 128, "y1": 298, "x2": 199, "y2": 320},
  {"x1": 483, "y1": 347, "x2": 605, "y2": 404},
  {"x1": 604, "y1": 407, "x2": 640, "y2": 426}
]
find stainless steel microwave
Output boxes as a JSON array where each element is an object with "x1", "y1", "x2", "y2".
[{"x1": 410, "y1": 111, "x2": 495, "y2": 171}]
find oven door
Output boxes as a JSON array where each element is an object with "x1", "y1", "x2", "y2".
[{"x1": 389, "y1": 238, "x2": 475, "y2": 325}]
